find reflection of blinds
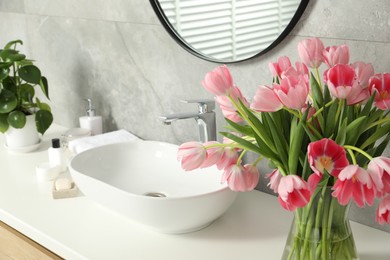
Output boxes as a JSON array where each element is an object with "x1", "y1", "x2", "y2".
[{"x1": 159, "y1": 0, "x2": 300, "y2": 61}]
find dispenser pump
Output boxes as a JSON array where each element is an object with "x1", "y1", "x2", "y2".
[
  {"x1": 85, "y1": 99, "x2": 96, "y2": 117},
  {"x1": 79, "y1": 98, "x2": 103, "y2": 135}
]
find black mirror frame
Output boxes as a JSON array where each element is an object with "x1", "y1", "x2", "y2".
[{"x1": 150, "y1": 0, "x2": 310, "y2": 64}]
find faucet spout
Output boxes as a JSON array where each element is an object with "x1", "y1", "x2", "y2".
[
  {"x1": 159, "y1": 99, "x2": 217, "y2": 142},
  {"x1": 159, "y1": 112, "x2": 200, "y2": 125}
]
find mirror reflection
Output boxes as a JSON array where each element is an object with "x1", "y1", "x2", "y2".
[{"x1": 154, "y1": 0, "x2": 308, "y2": 63}]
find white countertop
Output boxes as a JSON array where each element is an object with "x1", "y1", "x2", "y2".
[{"x1": 0, "y1": 124, "x2": 389, "y2": 260}]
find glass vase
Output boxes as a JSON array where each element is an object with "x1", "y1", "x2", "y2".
[{"x1": 282, "y1": 186, "x2": 358, "y2": 260}]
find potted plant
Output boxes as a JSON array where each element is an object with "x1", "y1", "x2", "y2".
[{"x1": 0, "y1": 39, "x2": 53, "y2": 149}]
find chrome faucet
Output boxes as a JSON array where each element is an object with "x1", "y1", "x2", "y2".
[{"x1": 159, "y1": 99, "x2": 217, "y2": 142}]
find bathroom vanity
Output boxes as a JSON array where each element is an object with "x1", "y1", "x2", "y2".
[{"x1": 0, "y1": 125, "x2": 389, "y2": 260}]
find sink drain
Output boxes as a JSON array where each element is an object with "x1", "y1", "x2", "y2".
[{"x1": 143, "y1": 192, "x2": 167, "y2": 198}]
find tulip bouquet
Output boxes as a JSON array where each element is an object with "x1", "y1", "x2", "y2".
[{"x1": 177, "y1": 37, "x2": 390, "y2": 259}]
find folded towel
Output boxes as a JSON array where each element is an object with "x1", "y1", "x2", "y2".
[{"x1": 68, "y1": 129, "x2": 140, "y2": 154}]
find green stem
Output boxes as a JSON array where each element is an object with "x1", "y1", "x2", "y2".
[
  {"x1": 307, "y1": 99, "x2": 336, "y2": 123},
  {"x1": 252, "y1": 156, "x2": 263, "y2": 166},
  {"x1": 344, "y1": 145, "x2": 373, "y2": 161},
  {"x1": 315, "y1": 68, "x2": 323, "y2": 91},
  {"x1": 283, "y1": 107, "x2": 301, "y2": 118},
  {"x1": 236, "y1": 150, "x2": 247, "y2": 166},
  {"x1": 346, "y1": 149, "x2": 357, "y2": 165},
  {"x1": 335, "y1": 99, "x2": 344, "y2": 128}
]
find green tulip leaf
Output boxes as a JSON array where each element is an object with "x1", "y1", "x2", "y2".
[
  {"x1": 20, "y1": 84, "x2": 35, "y2": 102},
  {"x1": 18, "y1": 65, "x2": 41, "y2": 84},
  {"x1": 0, "y1": 89, "x2": 17, "y2": 113},
  {"x1": 0, "y1": 113, "x2": 9, "y2": 133},
  {"x1": 7, "y1": 111, "x2": 26, "y2": 129},
  {"x1": 220, "y1": 131, "x2": 261, "y2": 154},
  {"x1": 35, "y1": 109, "x2": 53, "y2": 135}
]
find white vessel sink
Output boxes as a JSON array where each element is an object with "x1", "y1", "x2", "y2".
[{"x1": 69, "y1": 141, "x2": 237, "y2": 233}]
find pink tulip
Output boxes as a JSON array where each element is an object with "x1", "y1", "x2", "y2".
[
  {"x1": 215, "y1": 86, "x2": 249, "y2": 123},
  {"x1": 308, "y1": 138, "x2": 349, "y2": 178},
  {"x1": 323, "y1": 44, "x2": 350, "y2": 68},
  {"x1": 216, "y1": 147, "x2": 239, "y2": 170},
  {"x1": 250, "y1": 85, "x2": 283, "y2": 112},
  {"x1": 367, "y1": 157, "x2": 390, "y2": 194},
  {"x1": 298, "y1": 37, "x2": 325, "y2": 69},
  {"x1": 347, "y1": 62, "x2": 375, "y2": 105},
  {"x1": 376, "y1": 195, "x2": 390, "y2": 225},
  {"x1": 266, "y1": 169, "x2": 282, "y2": 193},
  {"x1": 177, "y1": 142, "x2": 206, "y2": 171},
  {"x1": 332, "y1": 165, "x2": 375, "y2": 208},
  {"x1": 369, "y1": 73, "x2": 390, "y2": 110},
  {"x1": 202, "y1": 65, "x2": 234, "y2": 96},
  {"x1": 273, "y1": 75, "x2": 309, "y2": 110},
  {"x1": 282, "y1": 61, "x2": 309, "y2": 80},
  {"x1": 222, "y1": 164, "x2": 260, "y2": 192},
  {"x1": 308, "y1": 173, "x2": 322, "y2": 194},
  {"x1": 200, "y1": 141, "x2": 224, "y2": 168},
  {"x1": 277, "y1": 175, "x2": 311, "y2": 211},
  {"x1": 326, "y1": 64, "x2": 356, "y2": 99},
  {"x1": 268, "y1": 56, "x2": 292, "y2": 77}
]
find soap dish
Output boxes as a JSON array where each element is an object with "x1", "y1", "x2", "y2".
[{"x1": 52, "y1": 179, "x2": 78, "y2": 199}]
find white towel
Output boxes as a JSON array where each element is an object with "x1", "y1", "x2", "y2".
[{"x1": 68, "y1": 129, "x2": 140, "y2": 154}]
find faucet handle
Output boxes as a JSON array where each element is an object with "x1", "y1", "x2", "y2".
[{"x1": 181, "y1": 99, "x2": 215, "y2": 113}]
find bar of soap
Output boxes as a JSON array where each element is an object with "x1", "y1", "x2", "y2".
[{"x1": 55, "y1": 178, "x2": 72, "y2": 191}]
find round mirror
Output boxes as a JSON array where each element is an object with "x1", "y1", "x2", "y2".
[{"x1": 150, "y1": 0, "x2": 309, "y2": 63}]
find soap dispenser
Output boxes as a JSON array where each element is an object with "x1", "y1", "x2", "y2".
[{"x1": 79, "y1": 98, "x2": 103, "y2": 135}]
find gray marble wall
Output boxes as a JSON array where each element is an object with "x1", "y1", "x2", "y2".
[{"x1": 0, "y1": 0, "x2": 389, "y2": 232}]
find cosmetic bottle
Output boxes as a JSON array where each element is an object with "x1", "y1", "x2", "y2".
[
  {"x1": 48, "y1": 138, "x2": 67, "y2": 172},
  {"x1": 79, "y1": 98, "x2": 103, "y2": 135}
]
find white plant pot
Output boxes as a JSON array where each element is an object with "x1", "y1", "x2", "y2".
[{"x1": 5, "y1": 114, "x2": 40, "y2": 151}]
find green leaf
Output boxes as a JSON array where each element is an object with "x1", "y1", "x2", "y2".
[
  {"x1": 288, "y1": 110, "x2": 309, "y2": 175},
  {"x1": 18, "y1": 65, "x2": 41, "y2": 84},
  {"x1": 20, "y1": 84, "x2": 35, "y2": 102},
  {"x1": 360, "y1": 93, "x2": 376, "y2": 117},
  {"x1": 0, "y1": 49, "x2": 26, "y2": 62},
  {"x1": 35, "y1": 97, "x2": 51, "y2": 112},
  {"x1": 220, "y1": 132, "x2": 261, "y2": 154},
  {"x1": 7, "y1": 111, "x2": 26, "y2": 128},
  {"x1": 335, "y1": 118, "x2": 347, "y2": 145},
  {"x1": 262, "y1": 113, "x2": 288, "y2": 166},
  {"x1": 310, "y1": 72, "x2": 324, "y2": 108},
  {"x1": 372, "y1": 134, "x2": 390, "y2": 158},
  {"x1": 0, "y1": 89, "x2": 17, "y2": 113},
  {"x1": 0, "y1": 67, "x2": 9, "y2": 81},
  {"x1": 345, "y1": 116, "x2": 367, "y2": 145},
  {"x1": 39, "y1": 76, "x2": 49, "y2": 99},
  {"x1": 239, "y1": 101, "x2": 276, "y2": 153},
  {"x1": 361, "y1": 123, "x2": 390, "y2": 149},
  {"x1": 224, "y1": 118, "x2": 253, "y2": 136},
  {"x1": 0, "y1": 113, "x2": 9, "y2": 133},
  {"x1": 35, "y1": 109, "x2": 53, "y2": 134},
  {"x1": 324, "y1": 100, "x2": 339, "y2": 137},
  {"x1": 1, "y1": 76, "x2": 16, "y2": 91},
  {"x1": 251, "y1": 130, "x2": 279, "y2": 162},
  {"x1": 4, "y1": 40, "x2": 23, "y2": 50}
]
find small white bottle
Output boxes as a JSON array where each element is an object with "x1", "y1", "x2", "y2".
[
  {"x1": 48, "y1": 138, "x2": 67, "y2": 172},
  {"x1": 79, "y1": 98, "x2": 103, "y2": 135}
]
